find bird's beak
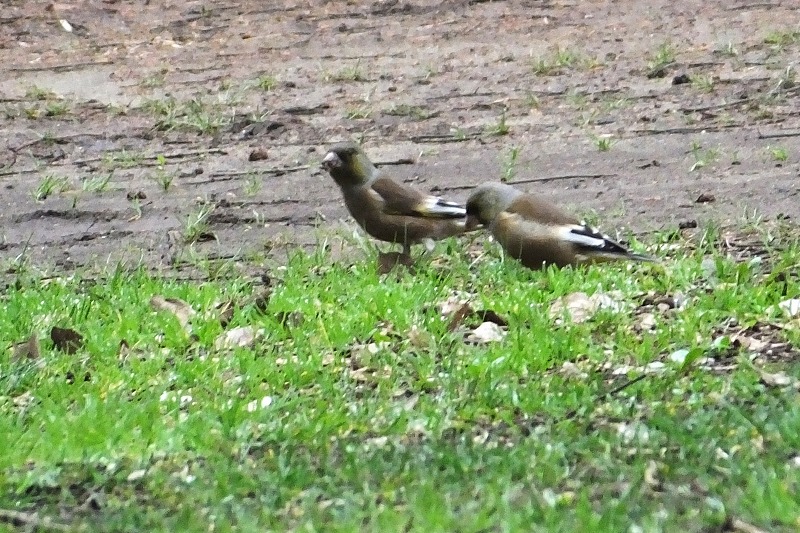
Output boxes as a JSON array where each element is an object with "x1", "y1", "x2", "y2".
[
  {"x1": 321, "y1": 151, "x2": 342, "y2": 171},
  {"x1": 465, "y1": 214, "x2": 482, "y2": 231}
]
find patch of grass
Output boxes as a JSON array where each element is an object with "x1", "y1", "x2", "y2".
[
  {"x1": 184, "y1": 201, "x2": 216, "y2": 243},
  {"x1": 523, "y1": 91, "x2": 541, "y2": 110},
  {"x1": 141, "y1": 96, "x2": 232, "y2": 135},
  {"x1": 23, "y1": 105, "x2": 41, "y2": 119},
  {"x1": 763, "y1": 29, "x2": 800, "y2": 48},
  {"x1": 646, "y1": 41, "x2": 676, "y2": 77},
  {"x1": 44, "y1": 100, "x2": 70, "y2": 117},
  {"x1": 690, "y1": 74, "x2": 715, "y2": 93},
  {"x1": 767, "y1": 65, "x2": 797, "y2": 96},
  {"x1": 531, "y1": 46, "x2": 586, "y2": 75},
  {"x1": 325, "y1": 62, "x2": 367, "y2": 82},
  {"x1": 384, "y1": 104, "x2": 433, "y2": 120},
  {"x1": 25, "y1": 85, "x2": 56, "y2": 100},
  {"x1": 141, "y1": 68, "x2": 168, "y2": 88},
  {"x1": 82, "y1": 172, "x2": 113, "y2": 193},
  {"x1": 500, "y1": 145, "x2": 520, "y2": 182},
  {"x1": 254, "y1": 74, "x2": 278, "y2": 92},
  {"x1": 767, "y1": 146, "x2": 789, "y2": 162},
  {"x1": 451, "y1": 126, "x2": 468, "y2": 141},
  {"x1": 344, "y1": 105, "x2": 372, "y2": 120},
  {"x1": 593, "y1": 134, "x2": 616, "y2": 152},
  {"x1": 151, "y1": 154, "x2": 175, "y2": 192},
  {"x1": 102, "y1": 149, "x2": 144, "y2": 170},
  {"x1": 2, "y1": 221, "x2": 800, "y2": 531},
  {"x1": 565, "y1": 89, "x2": 589, "y2": 111},
  {"x1": 32, "y1": 174, "x2": 69, "y2": 201},
  {"x1": 244, "y1": 173, "x2": 262, "y2": 197},
  {"x1": 716, "y1": 41, "x2": 740, "y2": 57},
  {"x1": 486, "y1": 109, "x2": 510, "y2": 136},
  {"x1": 689, "y1": 141, "x2": 721, "y2": 172}
]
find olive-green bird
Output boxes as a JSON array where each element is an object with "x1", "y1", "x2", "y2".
[
  {"x1": 321, "y1": 142, "x2": 469, "y2": 255},
  {"x1": 465, "y1": 182, "x2": 655, "y2": 269}
]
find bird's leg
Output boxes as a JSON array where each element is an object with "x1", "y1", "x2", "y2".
[{"x1": 401, "y1": 243, "x2": 411, "y2": 257}]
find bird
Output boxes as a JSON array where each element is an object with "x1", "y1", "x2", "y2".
[
  {"x1": 465, "y1": 182, "x2": 655, "y2": 269},
  {"x1": 321, "y1": 142, "x2": 470, "y2": 255}
]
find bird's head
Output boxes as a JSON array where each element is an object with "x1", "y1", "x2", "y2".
[
  {"x1": 465, "y1": 182, "x2": 522, "y2": 229},
  {"x1": 321, "y1": 142, "x2": 375, "y2": 188}
]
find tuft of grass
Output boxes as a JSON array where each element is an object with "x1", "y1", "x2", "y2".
[
  {"x1": 1, "y1": 221, "x2": 800, "y2": 531},
  {"x1": 325, "y1": 62, "x2": 367, "y2": 82},
  {"x1": 254, "y1": 74, "x2": 277, "y2": 92},
  {"x1": 25, "y1": 85, "x2": 56, "y2": 100},
  {"x1": 82, "y1": 172, "x2": 113, "y2": 193},
  {"x1": 689, "y1": 141, "x2": 721, "y2": 172},
  {"x1": 767, "y1": 146, "x2": 789, "y2": 162},
  {"x1": 716, "y1": 41, "x2": 740, "y2": 57},
  {"x1": 184, "y1": 202, "x2": 216, "y2": 243},
  {"x1": 244, "y1": 173, "x2": 262, "y2": 197},
  {"x1": 44, "y1": 100, "x2": 70, "y2": 117},
  {"x1": 593, "y1": 134, "x2": 616, "y2": 152},
  {"x1": 690, "y1": 74, "x2": 715, "y2": 93},
  {"x1": 500, "y1": 145, "x2": 520, "y2": 182},
  {"x1": 102, "y1": 149, "x2": 143, "y2": 170},
  {"x1": 646, "y1": 41, "x2": 676, "y2": 77},
  {"x1": 141, "y1": 96, "x2": 232, "y2": 134},
  {"x1": 523, "y1": 91, "x2": 541, "y2": 110},
  {"x1": 141, "y1": 69, "x2": 167, "y2": 88},
  {"x1": 32, "y1": 174, "x2": 69, "y2": 201},
  {"x1": 486, "y1": 109, "x2": 510, "y2": 136},
  {"x1": 763, "y1": 29, "x2": 800, "y2": 48},
  {"x1": 152, "y1": 154, "x2": 175, "y2": 191},
  {"x1": 384, "y1": 104, "x2": 433, "y2": 120},
  {"x1": 531, "y1": 46, "x2": 586, "y2": 75},
  {"x1": 344, "y1": 106, "x2": 372, "y2": 120}
]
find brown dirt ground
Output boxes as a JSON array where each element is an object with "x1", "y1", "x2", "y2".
[{"x1": 1, "y1": 0, "x2": 798, "y2": 272}]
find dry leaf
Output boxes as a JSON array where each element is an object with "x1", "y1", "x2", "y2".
[
  {"x1": 777, "y1": 298, "x2": 800, "y2": 318},
  {"x1": 549, "y1": 291, "x2": 625, "y2": 324},
  {"x1": 245, "y1": 396, "x2": 273, "y2": 412},
  {"x1": 446, "y1": 302, "x2": 474, "y2": 332},
  {"x1": 377, "y1": 251, "x2": 414, "y2": 274},
  {"x1": 216, "y1": 300, "x2": 235, "y2": 328},
  {"x1": 50, "y1": 327, "x2": 84, "y2": 354},
  {"x1": 732, "y1": 334, "x2": 768, "y2": 353},
  {"x1": 214, "y1": 326, "x2": 263, "y2": 350},
  {"x1": 758, "y1": 368, "x2": 797, "y2": 388},
  {"x1": 466, "y1": 322, "x2": 507, "y2": 344},
  {"x1": 668, "y1": 349, "x2": 689, "y2": 364},
  {"x1": 12, "y1": 334, "x2": 40, "y2": 361},
  {"x1": 251, "y1": 288, "x2": 273, "y2": 313},
  {"x1": 637, "y1": 312, "x2": 657, "y2": 332},
  {"x1": 644, "y1": 460, "x2": 663, "y2": 491},
  {"x1": 150, "y1": 296, "x2": 196, "y2": 332},
  {"x1": 118, "y1": 339, "x2": 132, "y2": 362},
  {"x1": 275, "y1": 310, "x2": 304, "y2": 328},
  {"x1": 407, "y1": 325, "x2": 432, "y2": 349},
  {"x1": 438, "y1": 292, "x2": 472, "y2": 317},
  {"x1": 560, "y1": 361, "x2": 588, "y2": 380},
  {"x1": 474, "y1": 309, "x2": 508, "y2": 327}
]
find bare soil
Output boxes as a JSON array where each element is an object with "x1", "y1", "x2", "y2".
[{"x1": 1, "y1": 0, "x2": 798, "y2": 272}]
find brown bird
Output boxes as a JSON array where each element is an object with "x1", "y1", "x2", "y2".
[
  {"x1": 465, "y1": 182, "x2": 655, "y2": 269},
  {"x1": 321, "y1": 142, "x2": 469, "y2": 255}
]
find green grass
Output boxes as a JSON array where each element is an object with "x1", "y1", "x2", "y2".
[
  {"x1": 2, "y1": 223, "x2": 800, "y2": 532},
  {"x1": 140, "y1": 96, "x2": 232, "y2": 134},
  {"x1": 32, "y1": 174, "x2": 70, "y2": 201}
]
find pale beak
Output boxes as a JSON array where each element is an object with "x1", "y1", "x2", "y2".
[
  {"x1": 465, "y1": 214, "x2": 482, "y2": 231},
  {"x1": 321, "y1": 151, "x2": 342, "y2": 171}
]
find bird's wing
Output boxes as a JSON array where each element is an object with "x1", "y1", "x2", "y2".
[
  {"x1": 556, "y1": 222, "x2": 648, "y2": 258},
  {"x1": 370, "y1": 177, "x2": 466, "y2": 219}
]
